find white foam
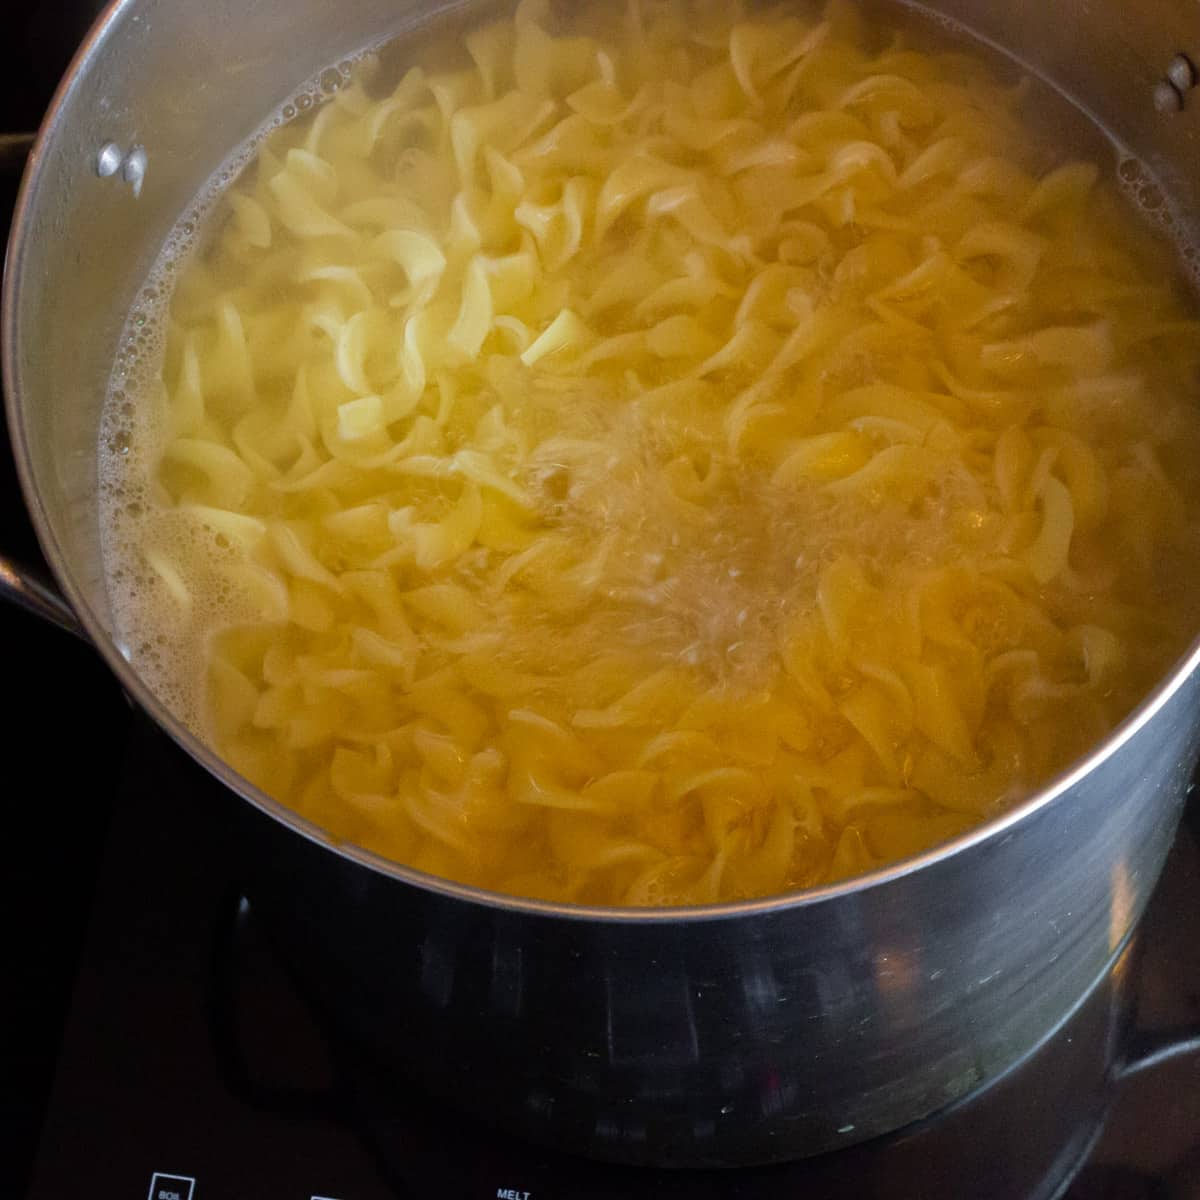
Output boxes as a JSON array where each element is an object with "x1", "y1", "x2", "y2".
[
  {"x1": 97, "y1": 50, "x2": 372, "y2": 735},
  {"x1": 1115, "y1": 153, "x2": 1200, "y2": 294}
]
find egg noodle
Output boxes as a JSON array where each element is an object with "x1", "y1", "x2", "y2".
[{"x1": 100, "y1": 0, "x2": 1200, "y2": 905}]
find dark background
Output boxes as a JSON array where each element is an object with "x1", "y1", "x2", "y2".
[{"x1": 0, "y1": 5, "x2": 130, "y2": 1196}]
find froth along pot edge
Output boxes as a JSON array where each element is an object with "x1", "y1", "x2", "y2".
[{"x1": 3, "y1": 0, "x2": 1200, "y2": 1165}]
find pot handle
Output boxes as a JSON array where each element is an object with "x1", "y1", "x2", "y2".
[
  {"x1": 0, "y1": 554, "x2": 88, "y2": 640},
  {"x1": 1117, "y1": 1024, "x2": 1200, "y2": 1080},
  {"x1": 0, "y1": 132, "x2": 35, "y2": 174},
  {"x1": 0, "y1": 149, "x2": 77, "y2": 635}
]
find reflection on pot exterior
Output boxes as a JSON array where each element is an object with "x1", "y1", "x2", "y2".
[
  {"x1": 489, "y1": 935, "x2": 524, "y2": 1020},
  {"x1": 1110, "y1": 860, "x2": 1134, "y2": 955},
  {"x1": 605, "y1": 966, "x2": 698, "y2": 1070},
  {"x1": 418, "y1": 933, "x2": 455, "y2": 1009}
]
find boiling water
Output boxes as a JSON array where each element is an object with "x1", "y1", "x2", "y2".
[{"x1": 96, "y1": 0, "x2": 1200, "y2": 904}]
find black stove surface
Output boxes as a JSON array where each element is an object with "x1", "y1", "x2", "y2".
[
  {"x1": 3, "y1": 7, "x2": 1200, "y2": 1199},
  {"x1": 12, "y1": 713, "x2": 1200, "y2": 1200}
]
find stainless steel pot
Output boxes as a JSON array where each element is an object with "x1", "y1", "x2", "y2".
[{"x1": 4, "y1": 0, "x2": 1200, "y2": 1168}]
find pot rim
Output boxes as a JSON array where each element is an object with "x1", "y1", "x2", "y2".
[{"x1": 6, "y1": 0, "x2": 1200, "y2": 925}]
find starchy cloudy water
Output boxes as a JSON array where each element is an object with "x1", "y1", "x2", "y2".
[{"x1": 98, "y1": 0, "x2": 1200, "y2": 905}]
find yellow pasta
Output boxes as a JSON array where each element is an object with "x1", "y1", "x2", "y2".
[{"x1": 100, "y1": 0, "x2": 1200, "y2": 906}]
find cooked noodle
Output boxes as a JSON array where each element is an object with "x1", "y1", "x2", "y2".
[{"x1": 101, "y1": 0, "x2": 1200, "y2": 904}]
